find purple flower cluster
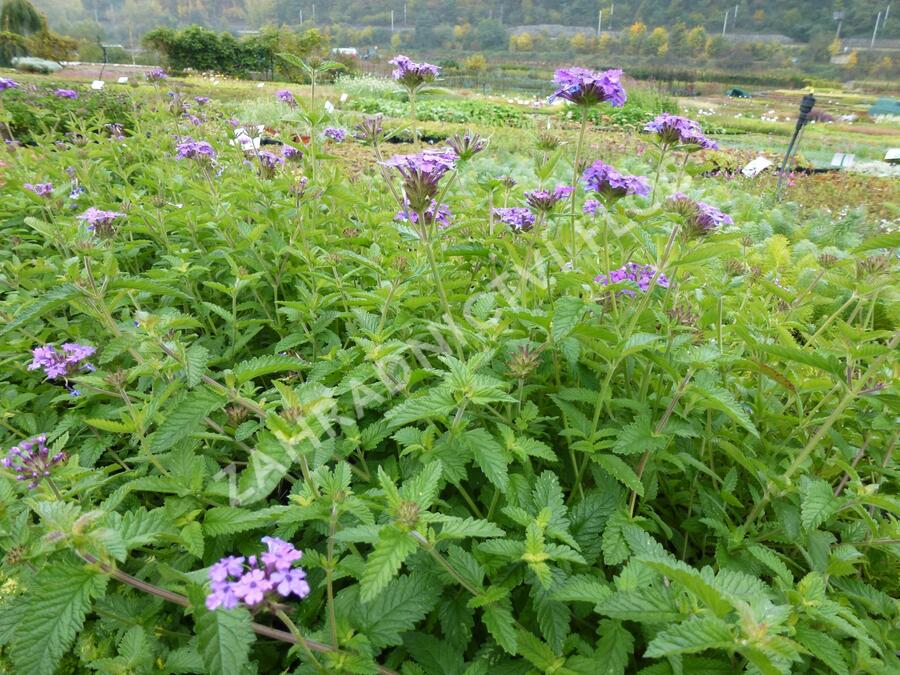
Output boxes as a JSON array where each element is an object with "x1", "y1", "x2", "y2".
[
  {"x1": 0, "y1": 77, "x2": 19, "y2": 91},
  {"x1": 194, "y1": 96, "x2": 209, "y2": 104},
  {"x1": 583, "y1": 199, "x2": 603, "y2": 216},
  {"x1": 176, "y1": 139, "x2": 217, "y2": 161},
  {"x1": 380, "y1": 148, "x2": 457, "y2": 211},
  {"x1": 582, "y1": 160, "x2": 650, "y2": 201},
  {"x1": 550, "y1": 68, "x2": 627, "y2": 107},
  {"x1": 525, "y1": 185, "x2": 574, "y2": 213},
  {"x1": 281, "y1": 144, "x2": 302, "y2": 161},
  {"x1": 395, "y1": 200, "x2": 452, "y2": 229},
  {"x1": 277, "y1": 89, "x2": 297, "y2": 107},
  {"x1": 146, "y1": 67, "x2": 168, "y2": 82},
  {"x1": 644, "y1": 114, "x2": 717, "y2": 149},
  {"x1": 258, "y1": 150, "x2": 285, "y2": 170},
  {"x1": 24, "y1": 182, "x2": 54, "y2": 197},
  {"x1": 77, "y1": 207, "x2": 124, "y2": 234},
  {"x1": 29, "y1": 343, "x2": 95, "y2": 381},
  {"x1": 2, "y1": 435, "x2": 65, "y2": 489},
  {"x1": 53, "y1": 88, "x2": 78, "y2": 99},
  {"x1": 322, "y1": 127, "x2": 347, "y2": 142},
  {"x1": 595, "y1": 262, "x2": 670, "y2": 296},
  {"x1": 447, "y1": 132, "x2": 488, "y2": 161},
  {"x1": 206, "y1": 536, "x2": 310, "y2": 610},
  {"x1": 494, "y1": 207, "x2": 537, "y2": 233},
  {"x1": 390, "y1": 55, "x2": 440, "y2": 90},
  {"x1": 183, "y1": 113, "x2": 203, "y2": 126},
  {"x1": 668, "y1": 193, "x2": 733, "y2": 235}
]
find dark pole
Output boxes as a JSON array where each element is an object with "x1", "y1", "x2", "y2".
[{"x1": 776, "y1": 93, "x2": 815, "y2": 199}]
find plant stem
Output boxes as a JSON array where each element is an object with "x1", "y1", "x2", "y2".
[
  {"x1": 569, "y1": 108, "x2": 590, "y2": 262},
  {"x1": 651, "y1": 142, "x2": 670, "y2": 205},
  {"x1": 326, "y1": 504, "x2": 338, "y2": 647},
  {"x1": 273, "y1": 608, "x2": 326, "y2": 672}
]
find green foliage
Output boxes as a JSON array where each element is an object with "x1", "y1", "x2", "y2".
[{"x1": 0, "y1": 72, "x2": 896, "y2": 675}]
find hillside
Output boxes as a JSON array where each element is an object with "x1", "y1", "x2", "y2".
[{"x1": 30, "y1": 0, "x2": 897, "y2": 45}]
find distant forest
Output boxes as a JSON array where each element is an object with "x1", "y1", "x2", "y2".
[{"x1": 30, "y1": 0, "x2": 897, "y2": 45}]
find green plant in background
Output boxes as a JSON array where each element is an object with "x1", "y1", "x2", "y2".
[{"x1": 0, "y1": 63, "x2": 898, "y2": 675}]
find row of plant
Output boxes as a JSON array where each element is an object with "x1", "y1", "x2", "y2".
[{"x1": 0, "y1": 62, "x2": 897, "y2": 675}]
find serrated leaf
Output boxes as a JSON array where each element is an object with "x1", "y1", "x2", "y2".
[
  {"x1": 602, "y1": 510, "x2": 632, "y2": 566},
  {"x1": 794, "y1": 625, "x2": 848, "y2": 675},
  {"x1": 181, "y1": 521, "x2": 204, "y2": 558},
  {"x1": 594, "y1": 619, "x2": 634, "y2": 675},
  {"x1": 185, "y1": 345, "x2": 209, "y2": 388},
  {"x1": 638, "y1": 555, "x2": 733, "y2": 617},
  {"x1": 688, "y1": 378, "x2": 758, "y2": 438},
  {"x1": 595, "y1": 588, "x2": 683, "y2": 623},
  {"x1": 1, "y1": 283, "x2": 81, "y2": 337},
  {"x1": 434, "y1": 515, "x2": 505, "y2": 540},
  {"x1": 800, "y1": 478, "x2": 839, "y2": 531},
  {"x1": 11, "y1": 560, "x2": 108, "y2": 675},
  {"x1": 552, "y1": 296, "x2": 585, "y2": 342},
  {"x1": 481, "y1": 598, "x2": 518, "y2": 655},
  {"x1": 384, "y1": 387, "x2": 456, "y2": 426},
  {"x1": 85, "y1": 417, "x2": 137, "y2": 434},
  {"x1": 149, "y1": 388, "x2": 225, "y2": 453},
  {"x1": 203, "y1": 506, "x2": 288, "y2": 536},
  {"x1": 232, "y1": 355, "x2": 306, "y2": 384},
  {"x1": 465, "y1": 430, "x2": 510, "y2": 493},
  {"x1": 360, "y1": 526, "x2": 417, "y2": 602},
  {"x1": 194, "y1": 604, "x2": 254, "y2": 675},
  {"x1": 747, "y1": 544, "x2": 793, "y2": 583},
  {"x1": 612, "y1": 415, "x2": 666, "y2": 456},
  {"x1": 338, "y1": 573, "x2": 439, "y2": 649},
  {"x1": 644, "y1": 617, "x2": 734, "y2": 658},
  {"x1": 593, "y1": 454, "x2": 644, "y2": 496}
]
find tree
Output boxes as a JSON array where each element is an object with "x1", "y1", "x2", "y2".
[
  {"x1": 626, "y1": 21, "x2": 646, "y2": 54},
  {"x1": 474, "y1": 18, "x2": 505, "y2": 50},
  {"x1": 570, "y1": 32, "x2": 588, "y2": 52},
  {"x1": 1, "y1": 0, "x2": 45, "y2": 36},
  {"x1": 647, "y1": 26, "x2": 669, "y2": 56},
  {"x1": 463, "y1": 52, "x2": 486, "y2": 72},
  {"x1": 685, "y1": 25, "x2": 707, "y2": 57},
  {"x1": 510, "y1": 32, "x2": 532, "y2": 52}
]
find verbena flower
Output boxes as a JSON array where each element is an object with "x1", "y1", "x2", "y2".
[
  {"x1": 322, "y1": 127, "x2": 347, "y2": 142},
  {"x1": 395, "y1": 200, "x2": 452, "y2": 229},
  {"x1": 258, "y1": 150, "x2": 284, "y2": 170},
  {"x1": 277, "y1": 89, "x2": 297, "y2": 107},
  {"x1": 281, "y1": 144, "x2": 302, "y2": 161},
  {"x1": 353, "y1": 115, "x2": 385, "y2": 145},
  {"x1": 77, "y1": 207, "x2": 124, "y2": 236},
  {"x1": 645, "y1": 113, "x2": 717, "y2": 149},
  {"x1": 595, "y1": 262, "x2": 670, "y2": 296},
  {"x1": 28, "y1": 343, "x2": 95, "y2": 393},
  {"x1": 494, "y1": 207, "x2": 537, "y2": 233},
  {"x1": 69, "y1": 187, "x2": 85, "y2": 200},
  {"x1": 380, "y1": 148, "x2": 457, "y2": 212},
  {"x1": 175, "y1": 139, "x2": 217, "y2": 161},
  {"x1": 447, "y1": 132, "x2": 488, "y2": 161},
  {"x1": 582, "y1": 160, "x2": 650, "y2": 201},
  {"x1": 525, "y1": 185, "x2": 574, "y2": 213},
  {"x1": 24, "y1": 182, "x2": 54, "y2": 197},
  {"x1": 53, "y1": 88, "x2": 78, "y2": 99},
  {"x1": 2, "y1": 435, "x2": 65, "y2": 489},
  {"x1": 667, "y1": 192, "x2": 733, "y2": 236},
  {"x1": 183, "y1": 113, "x2": 203, "y2": 126},
  {"x1": 550, "y1": 68, "x2": 627, "y2": 107},
  {"x1": 389, "y1": 55, "x2": 440, "y2": 90},
  {"x1": 583, "y1": 199, "x2": 603, "y2": 216},
  {"x1": 146, "y1": 67, "x2": 168, "y2": 82},
  {"x1": 194, "y1": 96, "x2": 209, "y2": 104},
  {"x1": 0, "y1": 77, "x2": 19, "y2": 90},
  {"x1": 206, "y1": 536, "x2": 310, "y2": 611}
]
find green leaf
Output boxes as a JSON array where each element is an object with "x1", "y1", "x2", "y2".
[
  {"x1": 601, "y1": 510, "x2": 632, "y2": 566},
  {"x1": 619, "y1": 333, "x2": 661, "y2": 358},
  {"x1": 794, "y1": 625, "x2": 848, "y2": 675},
  {"x1": 185, "y1": 345, "x2": 209, "y2": 388},
  {"x1": 800, "y1": 478, "x2": 839, "y2": 531},
  {"x1": 551, "y1": 296, "x2": 585, "y2": 342},
  {"x1": 85, "y1": 417, "x2": 137, "y2": 434},
  {"x1": 203, "y1": 506, "x2": 288, "y2": 536},
  {"x1": 232, "y1": 355, "x2": 306, "y2": 384},
  {"x1": 462, "y1": 427, "x2": 510, "y2": 493},
  {"x1": 747, "y1": 544, "x2": 793, "y2": 583},
  {"x1": 360, "y1": 526, "x2": 417, "y2": 602},
  {"x1": 384, "y1": 387, "x2": 456, "y2": 426},
  {"x1": 593, "y1": 619, "x2": 634, "y2": 675},
  {"x1": 688, "y1": 378, "x2": 758, "y2": 438},
  {"x1": 595, "y1": 588, "x2": 682, "y2": 623},
  {"x1": 593, "y1": 454, "x2": 644, "y2": 496},
  {"x1": 551, "y1": 574, "x2": 611, "y2": 605},
  {"x1": 194, "y1": 604, "x2": 255, "y2": 675},
  {"x1": 149, "y1": 388, "x2": 225, "y2": 453},
  {"x1": 338, "y1": 573, "x2": 440, "y2": 649},
  {"x1": 517, "y1": 630, "x2": 562, "y2": 670},
  {"x1": 234, "y1": 434, "x2": 293, "y2": 505},
  {"x1": 644, "y1": 617, "x2": 734, "y2": 658},
  {"x1": 853, "y1": 232, "x2": 900, "y2": 253},
  {"x1": 638, "y1": 555, "x2": 733, "y2": 617},
  {"x1": 612, "y1": 415, "x2": 666, "y2": 456},
  {"x1": 483, "y1": 599, "x2": 518, "y2": 655},
  {"x1": 181, "y1": 521, "x2": 204, "y2": 558},
  {"x1": 434, "y1": 515, "x2": 505, "y2": 540},
  {"x1": 107, "y1": 277, "x2": 191, "y2": 299},
  {"x1": 1, "y1": 283, "x2": 81, "y2": 337},
  {"x1": 11, "y1": 560, "x2": 108, "y2": 675}
]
